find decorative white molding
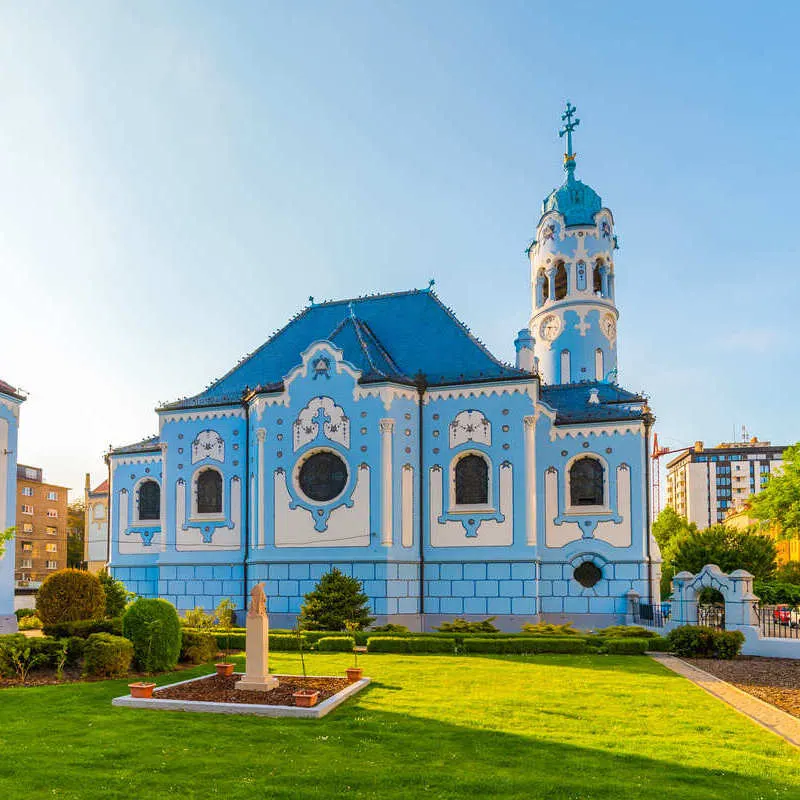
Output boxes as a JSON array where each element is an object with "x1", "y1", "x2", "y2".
[
  {"x1": 251, "y1": 393, "x2": 290, "y2": 418},
  {"x1": 191, "y1": 430, "x2": 225, "y2": 464},
  {"x1": 550, "y1": 422, "x2": 644, "y2": 441},
  {"x1": 401, "y1": 464, "x2": 414, "y2": 548},
  {"x1": 113, "y1": 454, "x2": 162, "y2": 466},
  {"x1": 544, "y1": 468, "x2": 581, "y2": 547},
  {"x1": 293, "y1": 397, "x2": 350, "y2": 451},
  {"x1": 0, "y1": 396, "x2": 21, "y2": 419},
  {"x1": 160, "y1": 408, "x2": 245, "y2": 425},
  {"x1": 595, "y1": 465, "x2": 632, "y2": 547},
  {"x1": 283, "y1": 340, "x2": 362, "y2": 390},
  {"x1": 353, "y1": 384, "x2": 417, "y2": 410},
  {"x1": 424, "y1": 381, "x2": 538, "y2": 405},
  {"x1": 449, "y1": 410, "x2": 491, "y2": 448},
  {"x1": 379, "y1": 418, "x2": 394, "y2": 546},
  {"x1": 257, "y1": 429, "x2": 265, "y2": 547},
  {"x1": 523, "y1": 414, "x2": 538, "y2": 546}
]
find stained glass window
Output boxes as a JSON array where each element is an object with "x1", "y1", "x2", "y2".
[
  {"x1": 569, "y1": 457, "x2": 604, "y2": 506},
  {"x1": 138, "y1": 480, "x2": 160, "y2": 520},
  {"x1": 196, "y1": 469, "x2": 223, "y2": 514},
  {"x1": 299, "y1": 451, "x2": 348, "y2": 502},
  {"x1": 455, "y1": 454, "x2": 489, "y2": 505},
  {"x1": 554, "y1": 262, "x2": 568, "y2": 300}
]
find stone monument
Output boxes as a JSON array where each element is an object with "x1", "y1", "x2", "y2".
[{"x1": 235, "y1": 582, "x2": 279, "y2": 692}]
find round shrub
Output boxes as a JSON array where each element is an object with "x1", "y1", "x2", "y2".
[
  {"x1": 179, "y1": 631, "x2": 218, "y2": 665},
  {"x1": 83, "y1": 633, "x2": 133, "y2": 678},
  {"x1": 122, "y1": 598, "x2": 182, "y2": 673},
  {"x1": 36, "y1": 569, "x2": 105, "y2": 625}
]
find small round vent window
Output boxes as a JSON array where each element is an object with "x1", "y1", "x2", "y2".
[
  {"x1": 573, "y1": 561, "x2": 602, "y2": 588},
  {"x1": 298, "y1": 451, "x2": 348, "y2": 502}
]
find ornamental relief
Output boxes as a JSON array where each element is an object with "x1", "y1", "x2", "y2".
[
  {"x1": 191, "y1": 430, "x2": 225, "y2": 464},
  {"x1": 293, "y1": 396, "x2": 350, "y2": 451},
  {"x1": 449, "y1": 410, "x2": 491, "y2": 448}
]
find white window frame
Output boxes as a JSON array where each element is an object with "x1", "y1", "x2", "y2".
[
  {"x1": 564, "y1": 453, "x2": 611, "y2": 515},
  {"x1": 133, "y1": 477, "x2": 162, "y2": 525},
  {"x1": 190, "y1": 466, "x2": 226, "y2": 520},
  {"x1": 448, "y1": 450, "x2": 495, "y2": 513},
  {"x1": 46, "y1": 543, "x2": 57, "y2": 553},
  {"x1": 21, "y1": 504, "x2": 33, "y2": 515},
  {"x1": 46, "y1": 509, "x2": 58, "y2": 518},
  {"x1": 21, "y1": 486, "x2": 33, "y2": 497}
]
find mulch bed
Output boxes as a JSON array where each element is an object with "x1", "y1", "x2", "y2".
[
  {"x1": 154, "y1": 674, "x2": 350, "y2": 706},
  {"x1": 684, "y1": 657, "x2": 800, "y2": 718}
]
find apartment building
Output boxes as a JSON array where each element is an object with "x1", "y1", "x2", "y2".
[
  {"x1": 16, "y1": 464, "x2": 69, "y2": 586},
  {"x1": 665, "y1": 438, "x2": 785, "y2": 529}
]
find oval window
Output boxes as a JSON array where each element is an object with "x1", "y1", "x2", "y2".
[
  {"x1": 298, "y1": 451, "x2": 348, "y2": 502},
  {"x1": 573, "y1": 561, "x2": 602, "y2": 588}
]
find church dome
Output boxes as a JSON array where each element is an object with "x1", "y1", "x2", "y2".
[{"x1": 542, "y1": 175, "x2": 602, "y2": 227}]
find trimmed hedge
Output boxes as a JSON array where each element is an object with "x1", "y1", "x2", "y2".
[
  {"x1": 367, "y1": 637, "x2": 411, "y2": 654},
  {"x1": 666, "y1": 625, "x2": 745, "y2": 659},
  {"x1": 36, "y1": 569, "x2": 106, "y2": 625},
  {"x1": 123, "y1": 599, "x2": 182, "y2": 672},
  {"x1": 464, "y1": 637, "x2": 588, "y2": 655},
  {"x1": 83, "y1": 633, "x2": 133, "y2": 678},
  {"x1": 644, "y1": 636, "x2": 671, "y2": 652},
  {"x1": 43, "y1": 617, "x2": 123, "y2": 640},
  {"x1": 605, "y1": 638, "x2": 649, "y2": 655},
  {"x1": 407, "y1": 637, "x2": 456, "y2": 654},
  {"x1": 317, "y1": 636, "x2": 356, "y2": 652},
  {"x1": 180, "y1": 631, "x2": 218, "y2": 665}
]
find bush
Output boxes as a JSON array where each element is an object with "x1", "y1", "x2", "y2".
[
  {"x1": 0, "y1": 635, "x2": 63, "y2": 677},
  {"x1": 465, "y1": 637, "x2": 588, "y2": 655},
  {"x1": 210, "y1": 632, "x2": 246, "y2": 651},
  {"x1": 179, "y1": 631, "x2": 218, "y2": 664},
  {"x1": 182, "y1": 607, "x2": 215, "y2": 631},
  {"x1": 367, "y1": 637, "x2": 411, "y2": 654},
  {"x1": 406, "y1": 637, "x2": 456, "y2": 654},
  {"x1": 299, "y1": 568, "x2": 374, "y2": 631},
  {"x1": 98, "y1": 568, "x2": 130, "y2": 618},
  {"x1": 666, "y1": 625, "x2": 745, "y2": 659},
  {"x1": 317, "y1": 636, "x2": 356, "y2": 652},
  {"x1": 64, "y1": 636, "x2": 86, "y2": 665},
  {"x1": 435, "y1": 617, "x2": 499, "y2": 633},
  {"x1": 36, "y1": 569, "x2": 106, "y2": 625},
  {"x1": 605, "y1": 638, "x2": 649, "y2": 655},
  {"x1": 18, "y1": 615, "x2": 41, "y2": 631},
  {"x1": 370, "y1": 623, "x2": 410, "y2": 634},
  {"x1": 521, "y1": 622, "x2": 580, "y2": 636},
  {"x1": 644, "y1": 636, "x2": 671, "y2": 652},
  {"x1": 83, "y1": 633, "x2": 133, "y2": 678},
  {"x1": 269, "y1": 634, "x2": 302, "y2": 652},
  {"x1": 42, "y1": 617, "x2": 123, "y2": 640},
  {"x1": 122, "y1": 598, "x2": 182, "y2": 673},
  {"x1": 14, "y1": 608, "x2": 36, "y2": 621},
  {"x1": 595, "y1": 625, "x2": 659, "y2": 639}
]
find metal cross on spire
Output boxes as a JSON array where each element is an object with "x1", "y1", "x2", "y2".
[{"x1": 559, "y1": 101, "x2": 580, "y2": 172}]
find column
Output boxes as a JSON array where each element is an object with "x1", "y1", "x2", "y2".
[
  {"x1": 523, "y1": 414, "x2": 538, "y2": 546},
  {"x1": 547, "y1": 268, "x2": 557, "y2": 301},
  {"x1": 159, "y1": 443, "x2": 168, "y2": 552},
  {"x1": 379, "y1": 419, "x2": 395, "y2": 546}
]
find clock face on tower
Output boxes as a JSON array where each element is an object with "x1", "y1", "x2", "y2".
[
  {"x1": 601, "y1": 314, "x2": 617, "y2": 341},
  {"x1": 539, "y1": 314, "x2": 561, "y2": 341}
]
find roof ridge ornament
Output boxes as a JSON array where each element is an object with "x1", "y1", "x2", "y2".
[{"x1": 559, "y1": 101, "x2": 580, "y2": 180}]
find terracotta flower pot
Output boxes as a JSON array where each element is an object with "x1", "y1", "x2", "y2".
[
  {"x1": 345, "y1": 667, "x2": 363, "y2": 684},
  {"x1": 293, "y1": 690, "x2": 320, "y2": 708},
  {"x1": 215, "y1": 663, "x2": 235, "y2": 677},
  {"x1": 128, "y1": 682, "x2": 156, "y2": 699}
]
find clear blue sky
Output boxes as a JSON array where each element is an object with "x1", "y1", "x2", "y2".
[{"x1": 2, "y1": 1, "x2": 798, "y2": 497}]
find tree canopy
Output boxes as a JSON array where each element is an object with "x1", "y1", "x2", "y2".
[
  {"x1": 299, "y1": 568, "x2": 374, "y2": 631},
  {"x1": 748, "y1": 443, "x2": 800, "y2": 538}
]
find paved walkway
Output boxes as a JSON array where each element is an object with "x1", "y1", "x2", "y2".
[{"x1": 650, "y1": 653, "x2": 800, "y2": 749}]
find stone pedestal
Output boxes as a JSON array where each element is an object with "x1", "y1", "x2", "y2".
[{"x1": 235, "y1": 614, "x2": 278, "y2": 692}]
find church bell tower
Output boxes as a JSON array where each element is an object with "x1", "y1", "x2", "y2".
[{"x1": 527, "y1": 103, "x2": 619, "y2": 386}]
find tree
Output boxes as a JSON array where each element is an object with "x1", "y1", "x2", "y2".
[
  {"x1": 652, "y1": 507, "x2": 697, "y2": 557},
  {"x1": 0, "y1": 527, "x2": 14, "y2": 559},
  {"x1": 299, "y1": 568, "x2": 375, "y2": 631},
  {"x1": 748, "y1": 442, "x2": 800, "y2": 538},
  {"x1": 775, "y1": 561, "x2": 800, "y2": 584},
  {"x1": 670, "y1": 525, "x2": 777, "y2": 580},
  {"x1": 66, "y1": 500, "x2": 86, "y2": 569},
  {"x1": 98, "y1": 568, "x2": 130, "y2": 618}
]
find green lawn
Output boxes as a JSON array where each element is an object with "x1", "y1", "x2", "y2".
[{"x1": 0, "y1": 652, "x2": 797, "y2": 799}]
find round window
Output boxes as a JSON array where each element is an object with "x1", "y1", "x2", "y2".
[
  {"x1": 298, "y1": 451, "x2": 348, "y2": 502},
  {"x1": 573, "y1": 561, "x2": 602, "y2": 588}
]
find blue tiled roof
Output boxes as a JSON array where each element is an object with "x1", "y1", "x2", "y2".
[
  {"x1": 164, "y1": 290, "x2": 527, "y2": 409},
  {"x1": 110, "y1": 435, "x2": 160, "y2": 455},
  {"x1": 540, "y1": 382, "x2": 648, "y2": 425}
]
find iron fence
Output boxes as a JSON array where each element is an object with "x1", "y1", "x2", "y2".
[
  {"x1": 696, "y1": 604, "x2": 725, "y2": 630},
  {"x1": 755, "y1": 604, "x2": 800, "y2": 639},
  {"x1": 633, "y1": 601, "x2": 669, "y2": 629}
]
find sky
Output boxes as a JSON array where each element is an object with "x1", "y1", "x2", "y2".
[{"x1": 1, "y1": 1, "x2": 799, "y2": 501}]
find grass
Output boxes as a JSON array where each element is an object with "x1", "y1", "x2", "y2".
[{"x1": 0, "y1": 652, "x2": 798, "y2": 799}]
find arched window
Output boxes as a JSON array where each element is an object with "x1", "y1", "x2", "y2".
[
  {"x1": 560, "y1": 349, "x2": 571, "y2": 384},
  {"x1": 454, "y1": 454, "x2": 489, "y2": 505},
  {"x1": 540, "y1": 270, "x2": 549, "y2": 303},
  {"x1": 554, "y1": 262, "x2": 568, "y2": 300},
  {"x1": 196, "y1": 468, "x2": 223, "y2": 514},
  {"x1": 569, "y1": 457, "x2": 604, "y2": 506},
  {"x1": 138, "y1": 480, "x2": 160, "y2": 521},
  {"x1": 595, "y1": 348, "x2": 604, "y2": 381},
  {"x1": 593, "y1": 260, "x2": 603, "y2": 294}
]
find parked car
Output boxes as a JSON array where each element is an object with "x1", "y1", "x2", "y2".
[{"x1": 772, "y1": 605, "x2": 800, "y2": 627}]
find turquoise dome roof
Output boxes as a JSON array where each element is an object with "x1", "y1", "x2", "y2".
[{"x1": 542, "y1": 172, "x2": 602, "y2": 226}]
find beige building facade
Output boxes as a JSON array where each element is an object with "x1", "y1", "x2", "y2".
[
  {"x1": 15, "y1": 464, "x2": 69, "y2": 586},
  {"x1": 665, "y1": 439, "x2": 785, "y2": 530},
  {"x1": 84, "y1": 473, "x2": 109, "y2": 573}
]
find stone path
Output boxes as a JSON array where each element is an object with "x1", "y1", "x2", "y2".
[{"x1": 650, "y1": 653, "x2": 800, "y2": 749}]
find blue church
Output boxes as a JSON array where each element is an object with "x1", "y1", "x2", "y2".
[{"x1": 109, "y1": 106, "x2": 660, "y2": 630}]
